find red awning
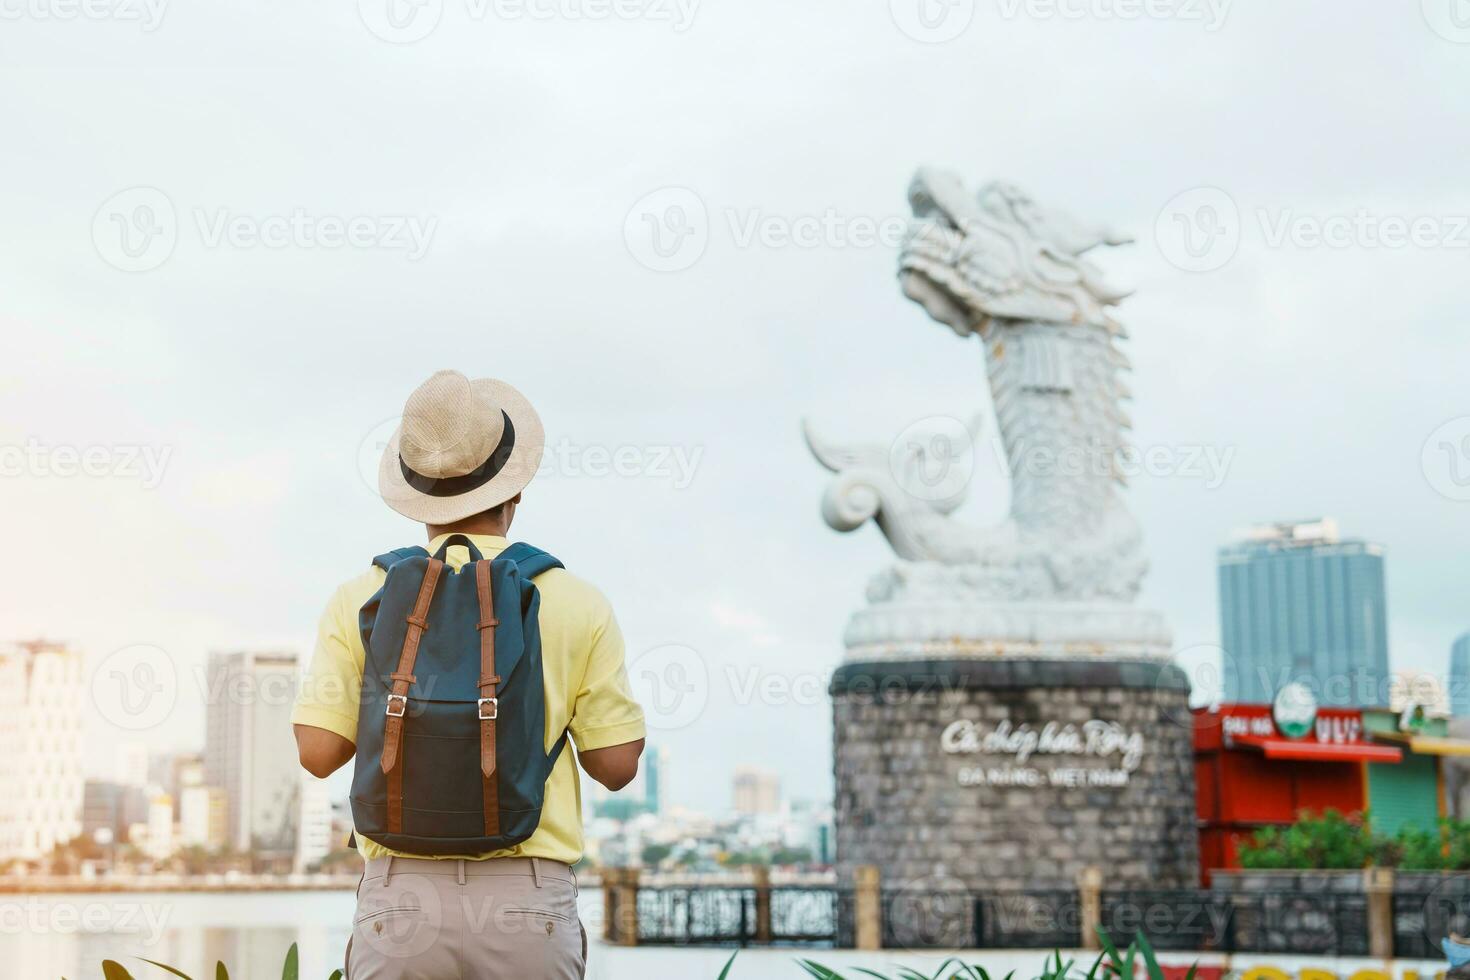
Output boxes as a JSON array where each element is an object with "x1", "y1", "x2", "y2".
[{"x1": 1229, "y1": 735, "x2": 1403, "y2": 763}]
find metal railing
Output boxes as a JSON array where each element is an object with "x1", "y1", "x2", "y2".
[
  {"x1": 613, "y1": 871, "x2": 1439, "y2": 956},
  {"x1": 636, "y1": 884, "x2": 844, "y2": 946}
]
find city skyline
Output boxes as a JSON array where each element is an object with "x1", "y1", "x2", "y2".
[{"x1": 19, "y1": 487, "x2": 1470, "y2": 818}]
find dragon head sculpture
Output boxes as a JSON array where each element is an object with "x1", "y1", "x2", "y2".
[{"x1": 899, "y1": 167, "x2": 1133, "y2": 336}]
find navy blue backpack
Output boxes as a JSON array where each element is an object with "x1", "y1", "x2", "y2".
[{"x1": 350, "y1": 535, "x2": 567, "y2": 855}]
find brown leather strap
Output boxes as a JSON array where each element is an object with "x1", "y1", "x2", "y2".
[
  {"x1": 475, "y1": 559, "x2": 501, "y2": 836},
  {"x1": 381, "y1": 558, "x2": 444, "y2": 834}
]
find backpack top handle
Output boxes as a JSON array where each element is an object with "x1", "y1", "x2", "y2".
[{"x1": 431, "y1": 533, "x2": 484, "y2": 563}]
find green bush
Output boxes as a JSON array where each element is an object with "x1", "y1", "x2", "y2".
[
  {"x1": 1238, "y1": 810, "x2": 1376, "y2": 869},
  {"x1": 1237, "y1": 810, "x2": 1470, "y2": 871}
]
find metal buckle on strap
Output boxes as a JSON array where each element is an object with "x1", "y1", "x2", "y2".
[
  {"x1": 385, "y1": 694, "x2": 408, "y2": 718},
  {"x1": 478, "y1": 697, "x2": 498, "y2": 721}
]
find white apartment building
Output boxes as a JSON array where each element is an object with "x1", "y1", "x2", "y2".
[
  {"x1": 204, "y1": 651, "x2": 302, "y2": 855},
  {"x1": 179, "y1": 784, "x2": 228, "y2": 849},
  {"x1": 732, "y1": 766, "x2": 781, "y2": 816},
  {"x1": 295, "y1": 771, "x2": 333, "y2": 872},
  {"x1": 143, "y1": 794, "x2": 174, "y2": 860},
  {"x1": 0, "y1": 641, "x2": 85, "y2": 862}
]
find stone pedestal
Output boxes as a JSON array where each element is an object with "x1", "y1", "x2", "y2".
[{"x1": 832, "y1": 657, "x2": 1200, "y2": 905}]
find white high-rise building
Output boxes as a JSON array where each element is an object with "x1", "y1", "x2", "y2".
[
  {"x1": 0, "y1": 641, "x2": 85, "y2": 862},
  {"x1": 143, "y1": 794, "x2": 174, "y2": 860},
  {"x1": 295, "y1": 772, "x2": 333, "y2": 872},
  {"x1": 204, "y1": 651, "x2": 302, "y2": 855},
  {"x1": 732, "y1": 766, "x2": 781, "y2": 816},
  {"x1": 115, "y1": 742, "x2": 150, "y2": 790},
  {"x1": 179, "y1": 784, "x2": 227, "y2": 849}
]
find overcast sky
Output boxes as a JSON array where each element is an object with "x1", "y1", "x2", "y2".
[{"x1": 3, "y1": 0, "x2": 1469, "y2": 813}]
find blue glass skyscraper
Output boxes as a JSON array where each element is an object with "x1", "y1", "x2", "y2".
[
  {"x1": 1217, "y1": 518, "x2": 1389, "y2": 707},
  {"x1": 1451, "y1": 633, "x2": 1470, "y2": 716}
]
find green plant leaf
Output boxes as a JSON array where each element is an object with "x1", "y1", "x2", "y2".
[
  {"x1": 328, "y1": 972, "x2": 343, "y2": 980},
  {"x1": 101, "y1": 963, "x2": 137, "y2": 980},
  {"x1": 716, "y1": 950, "x2": 738, "y2": 980},
  {"x1": 215, "y1": 962, "x2": 229, "y2": 980},
  {"x1": 137, "y1": 959, "x2": 194, "y2": 979},
  {"x1": 1094, "y1": 927, "x2": 1126, "y2": 979},
  {"x1": 925, "y1": 958, "x2": 969, "y2": 980},
  {"x1": 849, "y1": 969, "x2": 891, "y2": 980},
  {"x1": 1135, "y1": 933, "x2": 1164, "y2": 980},
  {"x1": 796, "y1": 959, "x2": 847, "y2": 980},
  {"x1": 281, "y1": 944, "x2": 298, "y2": 980}
]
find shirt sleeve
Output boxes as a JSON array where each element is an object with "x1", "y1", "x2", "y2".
[
  {"x1": 568, "y1": 602, "x2": 646, "y2": 752},
  {"x1": 291, "y1": 585, "x2": 363, "y2": 744}
]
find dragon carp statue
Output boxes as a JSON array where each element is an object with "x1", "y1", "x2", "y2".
[{"x1": 807, "y1": 168, "x2": 1172, "y2": 660}]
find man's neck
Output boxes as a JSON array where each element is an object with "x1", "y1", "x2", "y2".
[{"x1": 425, "y1": 516, "x2": 510, "y2": 540}]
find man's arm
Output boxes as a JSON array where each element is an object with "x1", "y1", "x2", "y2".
[
  {"x1": 578, "y1": 737, "x2": 644, "y2": 791},
  {"x1": 568, "y1": 593, "x2": 647, "y2": 792},
  {"x1": 294, "y1": 724, "x2": 356, "y2": 779},
  {"x1": 291, "y1": 584, "x2": 365, "y2": 779}
]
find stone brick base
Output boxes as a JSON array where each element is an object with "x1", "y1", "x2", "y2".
[{"x1": 832, "y1": 658, "x2": 1200, "y2": 898}]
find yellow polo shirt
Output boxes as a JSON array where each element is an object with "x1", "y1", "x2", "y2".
[{"x1": 291, "y1": 534, "x2": 645, "y2": 864}]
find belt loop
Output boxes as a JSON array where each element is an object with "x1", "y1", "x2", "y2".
[
  {"x1": 531, "y1": 857, "x2": 542, "y2": 889},
  {"x1": 383, "y1": 855, "x2": 394, "y2": 887},
  {"x1": 457, "y1": 859, "x2": 466, "y2": 886}
]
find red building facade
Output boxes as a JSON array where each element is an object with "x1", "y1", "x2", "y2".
[{"x1": 1193, "y1": 703, "x2": 1402, "y2": 883}]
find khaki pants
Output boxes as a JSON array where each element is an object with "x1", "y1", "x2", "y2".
[{"x1": 347, "y1": 856, "x2": 586, "y2": 979}]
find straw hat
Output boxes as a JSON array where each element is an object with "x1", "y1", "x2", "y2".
[{"x1": 377, "y1": 370, "x2": 545, "y2": 524}]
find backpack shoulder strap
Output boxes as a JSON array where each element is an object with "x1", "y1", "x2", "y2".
[
  {"x1": 371, "y1": 546, "x2": 431, "y2": 572},
  {"x1": 496, "y1": 542, "x2": 564, "y2": 579}
]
